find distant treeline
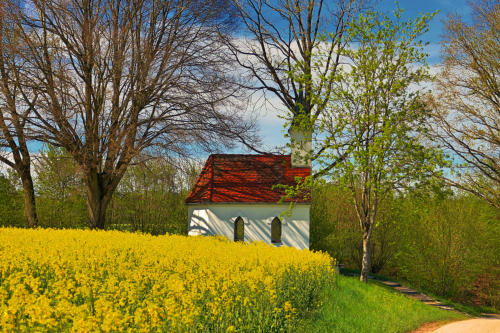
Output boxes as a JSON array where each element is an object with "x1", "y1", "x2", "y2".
[
  {"x1": 0, "y1": 146, "x2": 196, "y2": 235},
  {"x1": 1, "y1": 147, "x2": 499, "y2": 310}
]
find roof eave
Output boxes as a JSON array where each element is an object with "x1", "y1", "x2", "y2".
[{"x1": 185, "y1": 201, "x2": 311, "y2": 205}]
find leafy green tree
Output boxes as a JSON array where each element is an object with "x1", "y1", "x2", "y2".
[
  {"x1": 393, "y1": 191, "x2": 500, "y2": 309},
  {"x1": 36, "y1": 146, "x2": 83, "y2": 200},
  {"x1": 34, "y1": 145, "x2": 87, "y2": 228},
  {"x1": 0, "y1": 173, "x2": 24, "y2": 227},
  {"x1": 311, "y1": 184, "x2": 402, "y2": 274},
  {"x1": 334, "y1": 9, "x2": 443, "y2": 282},
  {"x1": 295, "y1": 7, "x2": 444, "y2": 282},
  {"x1": 108, "y1": 157, "x2": 198, "y2": 235}
]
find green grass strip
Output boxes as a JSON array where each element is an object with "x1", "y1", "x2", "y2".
[{"x1": 299, "y1": 275, "x2": 466, "y2": 333}]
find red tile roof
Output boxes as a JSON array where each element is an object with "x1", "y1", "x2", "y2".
[{"x1": 185, "y1": 154, "x2": 311, "y2": 204}]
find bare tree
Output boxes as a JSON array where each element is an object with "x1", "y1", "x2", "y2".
[
  {"x1": 430, "y1": 0, "x2": 499, "y2": 208},
  {"x1": 0, "y1": 0, "x2": 38, "y2": 227},
  {"x1": 15, "y1": 0, "x2": 257, "y2": 229},
  {"x1": 228, "y1": 0, "x2": 364, "y2": 171}
]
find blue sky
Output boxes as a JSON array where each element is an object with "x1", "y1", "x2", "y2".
[
  {"x1": 378, "y1": 0, "x2": 471, "y2": 64},
  {"x1": 240, "y1": 0, "x2": 472, "y2": 155},
  {"x1": 17, "y1": 0, "x2": 472, "y2": 157}
]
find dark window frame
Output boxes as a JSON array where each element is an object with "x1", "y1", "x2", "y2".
[
  {"x1": 234, "y1": 216, "x2": 244, "y2": 242},
  {"x1": 271, "y1": 217, "x2": 282, "y2": 244}
]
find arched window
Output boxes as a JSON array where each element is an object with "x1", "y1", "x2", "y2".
[
  {"x1": 271, "y1": 217, "x2": 282, "y2": 244},
  {"x1": 234, "y1": 216, "x2": 244, "y2": 242}
]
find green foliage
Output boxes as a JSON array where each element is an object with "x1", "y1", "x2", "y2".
[
  {"x1": 311, "y1": 185, "x2": 500, "y2": 309},
  {"x1": 393, "y1": 192, "x2": 500, "y2": 309},
  {"x1": 1, "y1": 145, "x2": 194, "y2": 235},
  {"x1": 35, "y1": 145, "x2": 87, "y2": 228},
  {"x1": 107, "y1": 159, "x2": 193, "y2": 235},
  {"x1": 298, "y1": 275, "x2": 464, "y2": 333},
  {"x1": 311, "y1": 185, "x2": 401, "y2": 273},
  {"x1": 284, "y1": 3, "x2": 446, "y2": 281},
  {"x1": 0, "y1": 173, "x2": 24, "y2": 227},
  {"x1": 277, "y1": 266, "x2": 334, "y2": 315},
  {"x1": 285, "y1": 6, "x2": 445, "y2": 192},
  {"x1": 332, "y1": 8, "x2": 443, "y2": 187}
]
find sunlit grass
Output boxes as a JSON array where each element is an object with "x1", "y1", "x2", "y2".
[{"x1": 299, "y1": 275, "x2": 466, "y2": 333}]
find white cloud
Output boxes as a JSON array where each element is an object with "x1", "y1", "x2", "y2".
[{"x1": 0, "y1": 152, "x2": 13, "y2": 175}]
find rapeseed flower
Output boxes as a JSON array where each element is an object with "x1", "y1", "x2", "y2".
[{"x1": 0, "y1": 228, "x2": 334, "y2": 332}]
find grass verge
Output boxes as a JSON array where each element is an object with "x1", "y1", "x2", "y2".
[
  {"x1": 340, "y1": 267, "x2": 497, "y2": 316},
  {"x1": 299, "y1": 275, "x2": 466, "y2": 333}
]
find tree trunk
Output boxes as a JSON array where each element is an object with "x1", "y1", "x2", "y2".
[
  {"x1": 360, "y1": 231, "x2": 371, "y2": 282},
  {"x1": 20, "y1": 172, "x2": 38, "y2": 228},
  {"x1": 85, "y1": 172, "x2": 112, "y2": 230}
]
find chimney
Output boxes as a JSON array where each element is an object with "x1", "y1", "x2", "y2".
[{"x1": 288, "y1": 126, "x2": 312, "y2": 168}]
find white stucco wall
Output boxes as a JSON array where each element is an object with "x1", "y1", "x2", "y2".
[{"x1": 187, "y1": 203, "x2": 310, "y2": 249}]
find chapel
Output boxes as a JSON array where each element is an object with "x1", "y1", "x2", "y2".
[{"x1": 185, "y1": 129, "x2": 311, "y2": 249}]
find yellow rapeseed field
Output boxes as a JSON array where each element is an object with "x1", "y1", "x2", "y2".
[{"x1": 0, "y1": 228, "x2": 335, "y2": 332}]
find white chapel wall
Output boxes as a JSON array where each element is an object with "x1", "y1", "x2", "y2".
[{"x1": 187, "y1": 204, "x2": 310, "y2": 250}]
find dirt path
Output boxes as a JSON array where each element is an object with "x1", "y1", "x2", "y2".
[
  {"x1": 378, "y1": 280, "x2": 455, "y2": 311},
  {"x1": 432, "y1": 318, "x2": 500, "y2": 332},
  {"x1": 410, "y1": 320, "x2": 456, "y2": 332},
  {"x1": 340, "y1": 271, "x2": 500, "y2": 332},
  {"x1": 374, "y1": 278, "x2": 500, "y2": 332}
]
